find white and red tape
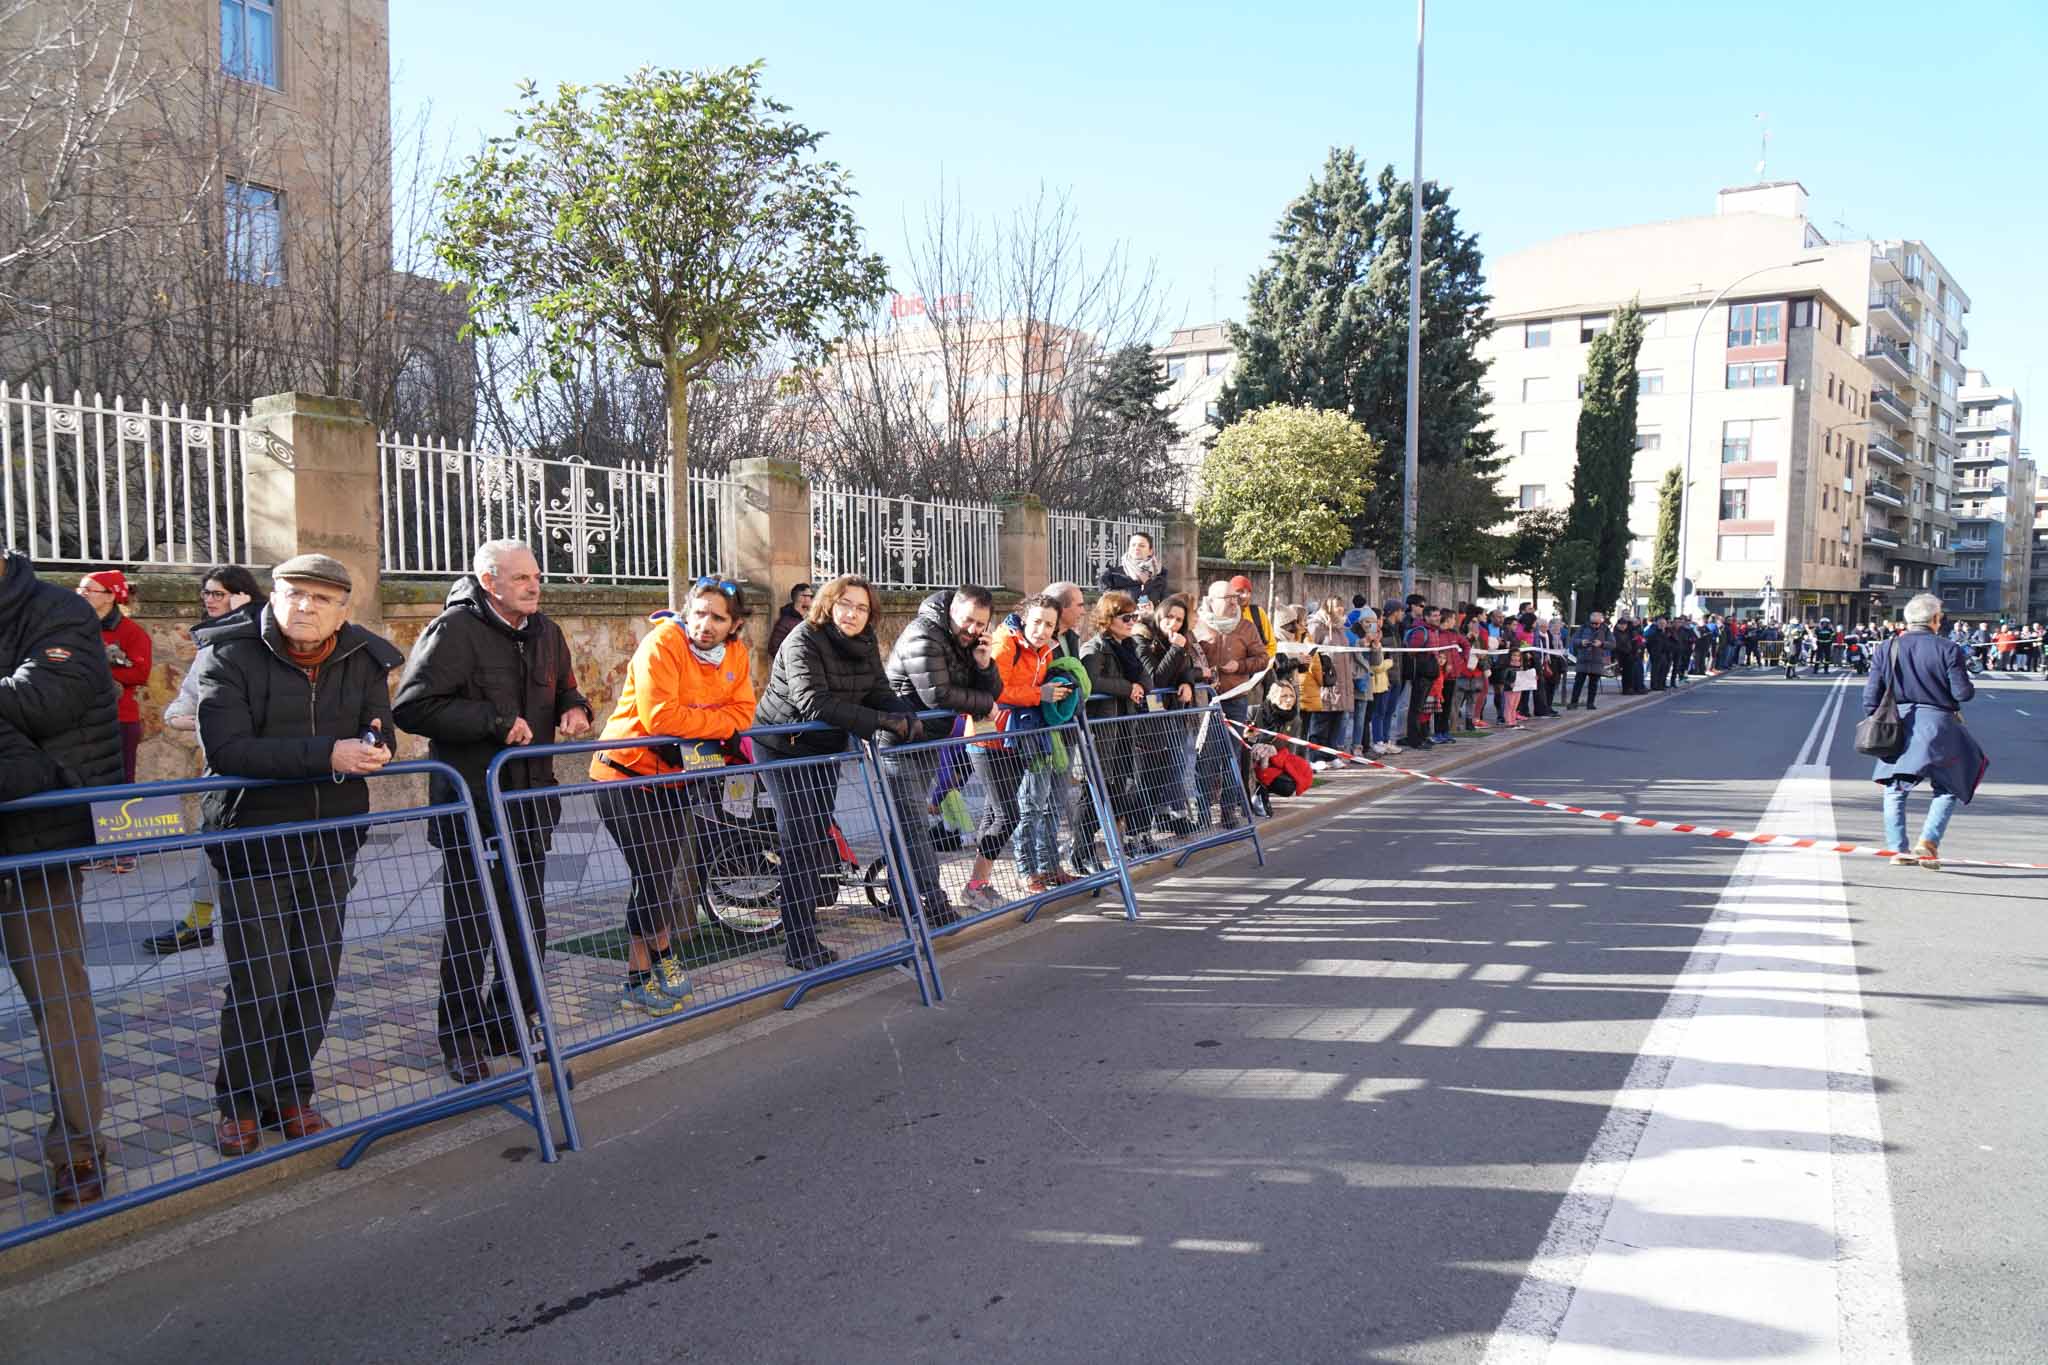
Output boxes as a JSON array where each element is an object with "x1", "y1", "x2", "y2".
[{"x1": 1227, "y1": 719, "x2": 2048, "y2": 872}]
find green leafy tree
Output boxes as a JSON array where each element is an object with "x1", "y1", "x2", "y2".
[
  {"x1": 1195, "y1": 404, "x2": 1377, "y2": 565},
  {"x1": 1218, "y1": 148, "x2": 1505, "y2": 560},
  {"x1": 1649, "y1": 466, "x2": 1682, "y2": 617},
  {"x1": 1544, "y1": 538, "x2": 1597, "y2": 617},
  {"x1": 1505, "y1": 506, "x2": 1569, "y2": 583},
  {"x1": 1561, "y1": 302, "x2": 1645, "y2": 614},
  {"x1": 434, "y1": 63, "x2": 888, "y2": 604}
]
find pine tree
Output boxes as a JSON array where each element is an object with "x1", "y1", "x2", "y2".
[
  {"x1": 1218, "y1": 148, "x2": 1505, "y2": 559},
  {"x1": 1649, "y1": 466, "x2": 1682, "y2": 617},
  {"x1": 1562, "y1": 303, "x2": 1645, "y2": 614},
  {"x1": 1074, "y1": 343, "x2": 1183, "y2": 515}
]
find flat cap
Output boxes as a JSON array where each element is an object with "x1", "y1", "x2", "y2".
[{"x1": 272, "y1": 553, "x2": 352, "y2": 592}]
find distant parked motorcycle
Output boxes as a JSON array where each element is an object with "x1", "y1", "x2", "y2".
[{"x1": 1845, "y1": 638, "x2": 1870, "y2": 675}]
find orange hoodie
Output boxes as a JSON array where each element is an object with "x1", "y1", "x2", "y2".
[
  {"x1": 589, "y1": 617, "x2": 756, "y2": 781},
  {"x1": 989, "y1": 619, "x2": 1056, "y2": 722}
]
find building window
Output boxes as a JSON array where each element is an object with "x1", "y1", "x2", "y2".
[
  {"x1": 1637, "y1": 370, "x2": 1664, "y2": 396},
  {"x1": 1826, "y1": 375, "x2": 1836, "y2": 400},
  {"x1": 1725, "y1": 362, "x2": 1780, "y2": 388},
  {"x1": 1165, "y1": 357, "x2": 1185, "y2": 382},
  {"x1": 1575, "y1": 376, "x2": 1586, "y2": 399},
  {"x1": 1720, "y1": 418, "x2": 1780, "y2": 464},
  {"x1": 225, "y1": 180, "x2": 283, "y2": 286},
  {"x1": 1525, "y1": 320, "x2": 1551, "y2": 349},
  {"x1": 1203, "y1": 400, "x2": 1220, "y2": 424},
  {"x1": 1521, "y1": 376, "x2": 1548, "y2": 402},
  {"x1": 1205, "y1": 351, "x2": 1229, "y2": 376},
  {"x1": 1580, "y1": 315, "x2": 1610, "y2": 344},
  {"x1": 1726, "y1": 302, "x2": 1783, "y2": 347},
  {"x1": 221, "y1": 0, "x2": 279, "y2": 88},
  {"x1": 1518, "y1": 484, "x2": 1547, "y2": 509},
  {"x1": 1720, "y1": 485, "x2": 1748, "y2": 519},
  {"x1": 1519, "y1": 430, "x2": 1545, "y2": 456},
  {"x1": 1717, "y1": 534, "x2": 1775, "y2": 562},
  {"x1": 1792, "y1": 300, "x2": 1816, "y2": 328},
  {"x1": 1964, "y1": 587, "x2": 1981, "y2": 609},
  {"x1": 1635, "y1": 429, "x2": 1661, "y2": 452}
]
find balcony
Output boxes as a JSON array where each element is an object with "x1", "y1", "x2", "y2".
[
  {"x1": 1870, "y1": 387, "x2": 1913, "y2": 427},
  {"x1": 1865, "y1": 337, "x2": 1914, "y2": 382},
  {"x1": 1867, "y1": 431, "x2": 1909, "y2": 465},
  {"x1": 1864, "y1": 479, "x2": 1906, "y2": 508},
  {"x1": 1887, "y1": 541, "x2": 1953, "y2": 566},
  {"x1": 1953, "y1": 536, "x2": 1990, "y2": 552},
  {"x1": 1861, "y1": 572, "x2": 1899, "y2": 592},
  {"x1": 1955, "y1": 411, "x2": 2009, "y2": 437},
  {"x1": 1867, "y1": 289, "x2": 1913, "y2": 338},
  {"x1": 1864, "y1": 527, "x2": 1901, "y2": 549},
  {"x1": 1953, "y1": 444, "x2": 2002, "y2": 466}
]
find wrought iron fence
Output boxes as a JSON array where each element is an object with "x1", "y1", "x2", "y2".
[
  {"x1": 1048, "y1": 511, "x2": 1164, "y2": 589},
  {"x1": 810, "y1": 483, "x2": 1003, "y2": 589},
  {"x1": 1, "y1": 387, "x2": 253, "y2": 569},
  {"x1": 378, "y1": 433, "x2": 739, "y2": 583}
]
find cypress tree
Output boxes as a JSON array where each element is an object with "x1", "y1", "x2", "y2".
[
  {"x1": 1649, "y1": 465, "x2": 1682, "y2": 617},
  {"x1": 1562, "y1": 302, "x2": 1644, "y2": 614}
]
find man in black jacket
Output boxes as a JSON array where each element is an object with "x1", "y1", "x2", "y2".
[
  {"x1": 0, "y1": 550, "x2": 122, "y2": 1210},
  {"x1": 394, "y1": 542, "x2": 592, "y2": 1083},
  {"x1": 881, "y1": 587, "x2": 1002, "y2": 925},
  {"x1": 195, "y1": 554, "x2": 404, "y2": 1157}
]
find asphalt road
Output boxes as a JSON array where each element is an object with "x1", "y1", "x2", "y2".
[{"x1": 4, "y1": 665, "x2": 2043, "y2": 1364}]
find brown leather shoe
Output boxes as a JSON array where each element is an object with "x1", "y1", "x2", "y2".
[
  {"x1": 49, "y1": 1157, "x2": 104, "y2": 1210},
  {"x1": 274, "y1": 1105, "x2": 330, "y2": 1140},
  {"x1": 216, "y1": 1117, "x2": 264, "y2": 1157}
]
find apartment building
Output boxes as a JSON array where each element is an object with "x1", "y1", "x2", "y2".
[
  {"x1": 1478, "y1": 182, "x2": 1969, "y2": 623},
  {"x1": 2030, "y1": 470, "x2": 2048, "y2": 626},
  {"x1": 1938, "y1": 374, "x2": 2030, "y2": 620},
  {"x1": 1155, "y1": 323, "x2": 1235, "y2": 509}
]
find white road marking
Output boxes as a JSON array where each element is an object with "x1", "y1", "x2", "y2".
[
  {"x1": 2016, "y1": 709, "x2": 2030, "y2": 717},
  {"x1": 1483, "y1": 678, "x2": 1910, "y2": 1363}
]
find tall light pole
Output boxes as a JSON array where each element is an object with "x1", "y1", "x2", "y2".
[
  {"x1": 1674, "y1": 256, "x2": 1823, "y2": 617},
  {"x1": 1400, "y1": 0, "x2": 1426, "y2": 596}
]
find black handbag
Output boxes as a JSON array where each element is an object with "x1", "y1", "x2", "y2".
[{"x1": 1855, "y1": 642, "x2": 1908, "y2": 760}]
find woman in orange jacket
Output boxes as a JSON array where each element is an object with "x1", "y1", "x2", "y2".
[
  {"x1": 961, "y1": 593, "x2": 1071, "y2": 904},
  {"x1": 591, "y1": 578, "x2": 756, "y2": 1016}
]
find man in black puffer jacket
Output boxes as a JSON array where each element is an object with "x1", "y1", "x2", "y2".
[
  {"x1": 880, "y1": 587, "x2": 1001, "y2": 925},
  {"x1": 394, "y1": 543, "x2": 592, "y2": 1082},
  {"x1": 194, "y1": 554, "x2": 403, "y2": 1157},
  {"x1": 0, "y1": 550, "x2": 122, "y2": 1210}
]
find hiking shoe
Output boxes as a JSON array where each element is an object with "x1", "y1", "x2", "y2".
[
  {"x1": 1024, "y1": 875, "x2": 1052, "y2": 894},
  {"x1": 654, "y1": 955, "x2": 694, "y2": 1002},
  {"x1": 621, "y1": 979, "x2": 684, "y2": 1017},
  {"x1": 962, "y1": 881, "x2": 1004, "y2": 912},
  {"x1": 144, "y1": 920, "x2": 214, "y2": 955}
]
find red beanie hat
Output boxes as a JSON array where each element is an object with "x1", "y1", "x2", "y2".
[{"x1": 84, "y1": 569, "x2": 130, "y2": 604}]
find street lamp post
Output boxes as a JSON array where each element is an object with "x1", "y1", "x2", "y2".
[
  {"x1": 1400, "y1": 0, "x2": 1426, "y2": 596},
  {"x1": 1674, "y1": 256, "x2": 1824, "y2": 618}
]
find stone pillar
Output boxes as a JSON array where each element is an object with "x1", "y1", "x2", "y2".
[
  {"x1": 728, "y1": 456, "x2": 813, "y2": 683},
  {"x1": 996, "y1": 493, "x2": 1048, "y2": 594},
  {"x1": 1162, "y1": 513, "x2": 1200, "y2": 600},
  {"x1": 243, "y1": 393, "x2": 383, "y2": 624}
]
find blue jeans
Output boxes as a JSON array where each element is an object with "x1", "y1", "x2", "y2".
[
  {"x1": 1883, "y1": 778, "x2": 1957, "y2": 852},
  {"x1": 1370, "y1": 689, "x2": 1398, "y2": 745},
  {"x1": 1351, "y1": 696, "x2": 1371, "y2": 750},
  {"x1": 1015, "y1": 762, "x2": 1062, "y2": 876}
]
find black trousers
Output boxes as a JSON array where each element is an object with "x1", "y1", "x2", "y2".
[
  {"x1": 1570, "y1": 671, "x2": 1602, "y2": 708},
  {"x1": 879, "y1": 745, "x2": 951, "y2": 916},
  {"x1": 216, "y1": 855, "x2": 355, "y2": 1119},
  {"x1": 595, "y1": 780, "x2": 699, "y2": 940},
  {"x1": 1405, "y1": 676, "x2": 1433, "y2": 743},
  {"x1": 761, "y1": 754, "x2": 842, "y2": 959},
  {"x1": 967, "y1": 743, "x2": 1026, "y2": 860},
  {"x1": 437, "y1": 826, "x2": 548, "y2": 1064}
]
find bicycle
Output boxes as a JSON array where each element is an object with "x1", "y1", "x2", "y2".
[{"x1": 687, "y1": 770, "x2": 897, "y2": 937}]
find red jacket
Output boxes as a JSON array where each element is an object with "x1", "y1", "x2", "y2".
[
  {"x1": 99, "y1": 609, "x2": 152, "y2": 724},
  {"x1": 1256, "y1": 748, "x2": 1314, "y2": 797}
]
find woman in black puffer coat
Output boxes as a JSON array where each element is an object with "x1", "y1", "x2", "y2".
[
  {"x1": 753, "y1": 576, "x2": 914, "y2": 967},
  {"x1": 1073, "y1": 591, "x2": 1156, "y2": 866},
  {"x1": 1134, "y1": 593, "x2": 1207, "y2": 837}
]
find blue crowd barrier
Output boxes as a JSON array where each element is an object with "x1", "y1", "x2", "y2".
[
  {"x1": 483, "y1": 728, "x2": 937, "y2": 1153},
  {"x1": 0, "y1": 762, "x2": 554, "y2": 1253},
  {"x1": 1083, "y1": 701, "x2": 1268, "y2": 871}
]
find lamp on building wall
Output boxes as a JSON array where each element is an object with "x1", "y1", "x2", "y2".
[{"x1": 1674, "y1": 257, "x2": 1825, "y2": 617}]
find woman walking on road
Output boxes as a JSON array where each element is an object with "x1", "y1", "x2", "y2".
[{"x1": 1866, "y1": 592, "x2": 1987, "y2": 870}]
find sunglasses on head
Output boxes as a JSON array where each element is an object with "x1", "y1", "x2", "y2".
[{"x1": 693, "y1": 576, "x2": 739, "y2": 596}]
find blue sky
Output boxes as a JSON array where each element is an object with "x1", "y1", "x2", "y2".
[{"x1": 394, "y1": 0, "x2": 2048, "y2": 421}]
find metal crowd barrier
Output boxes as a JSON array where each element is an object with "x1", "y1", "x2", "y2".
[
  {"x1": 1080, "y1": 698, "x2": 1267, "y2": 871},
  {"x1": 484, "y1": 728, "x2": 936, "y2": 1153},
  {"x1": 868, "y1": 715, "x2": 1139, "y2": 945},
  {"x1": 0, "y1": 762, "x2": 554, "y2": 1253}
]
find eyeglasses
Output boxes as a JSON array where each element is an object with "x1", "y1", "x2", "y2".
[
  {"x1": 278, "y1": 587, "x2": 345, "y2": 609},
  {"x1": 77, "y1": 585, "x2": 110, "y2": 597},
  {"x1": 693, "y1": 576, "x2": 739, "y2": 596},
  {"x1": 201, "y1": 588, "x2": 230, "y2": 603},
  {"x1": 1115, "y1": 611, "x2": 1141, "y2": 623}
]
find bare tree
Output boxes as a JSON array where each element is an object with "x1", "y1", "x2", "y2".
[{"x1": 798, "y1": 185, "x2": 1175, "y2": 514}]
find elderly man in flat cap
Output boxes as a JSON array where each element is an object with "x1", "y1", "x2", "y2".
[{"x1": 192, "y1": 554, "x2": 403, "y2": 1157}]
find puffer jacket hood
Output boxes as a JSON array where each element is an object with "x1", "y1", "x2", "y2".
[{"x1": 0, "y1": 550, "x2": 124, "y2": 854}]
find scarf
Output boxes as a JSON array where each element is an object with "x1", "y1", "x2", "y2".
[
  {"x1": 1198, "y1": 602, "x2": 1241, "y2": 632},
  {"x1": 1108, "y1": 632, "x2": 1146, "y2": 684},
  {"x1": 1120, "y1": 551, "x2": 1161, "y2": 583},
  {"x1": 688, "y1": 639, "x2": 728, "y2": 667},
  {"x1": 285, "y1": 632, "x2": 339, "y2": 681}
]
